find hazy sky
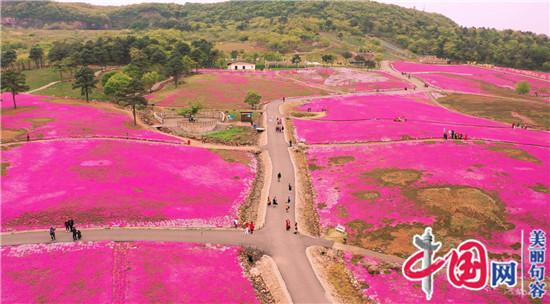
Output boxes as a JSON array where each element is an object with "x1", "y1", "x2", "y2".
[{"x1": 54, "y1": 0, "x2": 549, "y2": 35}]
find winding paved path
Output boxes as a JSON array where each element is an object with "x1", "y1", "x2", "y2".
[{"x1": 0, "y1": 98, "x2": 334, "y2": 303}]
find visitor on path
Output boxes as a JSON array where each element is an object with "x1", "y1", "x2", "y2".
[
  {"x1": 244, "y1": 222, "x2": 250, "y2": 234},
  {"x1": 273, "y1": 197, "x2": 278, "y2": 206},
  {"x1": 72, "y1": 228, "x2": 78, "y2": 241},
  {"x1": 64, "y1": 221, "x2": 70, "y2": 231},
  {"x1": 464, "y1": 134, "x2": 468, "y2": 140},
  {"x1": 68, "y1": 219, "x2": 74, "y2": 230},
  {"x1": 77, "y1": 230, "x2": 82, "y2": 240},
  {"x1": 294, "y1": 222, "x2": 298, "y2": 234},
  {"x1": 26, "y1": 134, "x2": 30, "y2": 142},
  {"x1": 285, "y1": 219, "x2": 291, "y2": 231},
  {"x1": 49, "y1": 227, "x2": 56, "y2": 241},
  {"x1": 285, "y1": 203, "x2": 290, "y2": 213},
  {"x1": 443, "y1": 133, "x2": 448, "y2": 140},
  {"x1": 250, "y1": 222, "x2": 255, "y2": 234},
  {"x1": 277, "y1": 172, "x2": 281, "y2": 182},
  {"x1": 288, "y1": 184, "x2": 292, "y2": 192},
  {"x1": 232, "y1": 219, "x2": 239, "y2": 228},
  {"x1": 289, "y1": 140, "x2": 292, "y2": 147},
  {"x1": 268, "y1": 196, "x2": 271, "y2": 206},
  {"x1": 283, "y1": 97, "x2": 286, "y2": 102},
  {"x1": 287, "y1": 196, "x2": 291, "y2": 204}
]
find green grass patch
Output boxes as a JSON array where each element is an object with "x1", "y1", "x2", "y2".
[
  {"x1": 438, "y1": 94, "x2": 550, "y2": 130},
  {"x1": 39, "y1": 81, "x2": 108, "y2": 101},
  {"x1": 204, "y1": 126, "x2": 256, "y2": 145},
  {"x1": 22, "y1": 68, "x2": 61, "y2": 90}
]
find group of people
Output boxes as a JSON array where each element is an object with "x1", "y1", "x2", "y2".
[
  {"x1": 244, "y1": 221, "x2": 255, "y2": 234},
  {"x1": 49, "y1": 219, "x2": 82, "y2": 241},
  {"x1": 285, "y1": 219, "x2": 298, "y2": 234},
  {"x1": 512, "y1": 123, "x2": 528, "y2": 129},
  {"x1": 275, "y1": 117, "x2": 284, "y2": 133},
  {"x1": 393, "y1": 116, "x2": 407, "y2": 122},
  {"x1": 443, "y1": 129, "x2": 468, "y2": 140}
]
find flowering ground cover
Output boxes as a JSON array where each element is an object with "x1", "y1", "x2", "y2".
[
  {"x1": 277, "y1": 68, "x2": 413, "y2": 92},
  {"x1": 392, "y1": 61, "x2": 550, "y2": 96},
  {"x1": 1, "y1": 241, "x2": 258, "y2": 303},
  {"x1": 292, "y1": 94, "x2": 550, "y2": 146},
  {"x1": 148, "y1": 70, "x2": 328, "y2": 108},
  {"x1": 1, "y1": 140, "x2": 255, "y2": 230},
  {"x1": 1, "y1": 93, "x2": 175, "y2": 143},
  {"x1": 306, "y1": 141, "x2": 549, "y2": 257},
  {"x1": 344, "y1": 253, "x2": 527, "y2": 303}
]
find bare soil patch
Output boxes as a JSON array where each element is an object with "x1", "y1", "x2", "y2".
[
  {"x1": 489, "y1": 144, "x2": 541, "y2": 164},
  {"x1": 292, "y1": 146, "x2": 321, "y2": 236},
  {"x1": 238, "y1": 152, "x2": 264, "y2": 225},
  {"x1": 363, "y1": 168, "x2": 422, "y2": 187},
  {"x1": 530, "y1": 183, "x2": 549, "y2": 193},
  {"x1": 328, "y1": 156, "x2": 355, "y2": 166}
]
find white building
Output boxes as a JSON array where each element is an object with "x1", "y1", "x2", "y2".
[{"x1": 227, "y1": 62, "x2": 256, "y2": 71}]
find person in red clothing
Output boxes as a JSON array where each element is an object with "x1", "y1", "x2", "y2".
[
  {"x1": 285, "y1": 219, "x2": 291, "y2": 231},
  {"x1": 244, "y1": 222, "x2": 250, "y2": 234},
  {"x1": 249, "y1": 222, "x2": 255, "y2": 234}
]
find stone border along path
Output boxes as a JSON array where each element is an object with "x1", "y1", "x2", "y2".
[{"x1": 4, "y1": 64, "x2": 546, "y2": 303}]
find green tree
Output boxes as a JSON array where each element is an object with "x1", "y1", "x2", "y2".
[
  {"x1": 141, "y1": 71, "x2": 161, "y2": 93},
  {"x1": 29, "y1": 46, "x2": 44, "y2": 69},
  {"x1": 117, "y1": 78, "x2": 148, "y2": 126},
  {"x1": 1, "y1": 71, "x2": 29, "y2": 109},
  {"x1": 321, "y1": 54, "x2": 335, "y2": 64},
  {"x1": 291, "y1": 54, "x2": 301, "y2": 65},
  {"x1": 73, "y1": 66, "x2": 97, "y2": 102},
  {"x1": 52, "y1": 61, "x2": 68, "y2": 80},
  {"x1": 165, "y1": 54, "x2": 184, "y2": 87},
  {"x1": 181, "y1": 55, "x2": 195, "y2": 74},
  {"x1": 244, "y1": 91, "x2": 261, "y2": 109},
  {"x1": 230, "y1": 50, "x2": 239, "y2": 60},
  {"x1": 1, "y1": 49, "x2": 17, "y2": 69},
  {"x1": 515, "y1": 81, "x2": 531, "y2": 95},
  {"x1": 341, "y1": 51, "x2": 353, "y2": 60},
  {"x1": 101, "y1": 71, "x2": 118, "y2": 87},
  {"x1": 104, "y1": 72, "x2": 132, "y2": 96}
]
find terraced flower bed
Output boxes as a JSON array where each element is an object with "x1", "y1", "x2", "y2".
[
  {"x1": 148, "y1": 70, "x2": 328, "y2": 108},
  {"x1": 277, "y1": 68, "x2": 413, "y2": 92},
  {"x1": 306, "y1": 141, "x2": 549, "y2": 257},
  {"x1": 1, "y1": 242, "x2": 258, "y2": 303},
  {"x1": 344, "y1": 253, "x2": 526, "y2": 303},
  {"x1": 392, "y1": 61, "x2": 550, "y2": 96},
  {"x1": 292, "y1": 94, "x2": 549, "y2": 146},
  {"x1": 1, "y1": 93, "x2": 175, "y2": 143},
  {"x1": 1, "y1": 140, "x2": 255, "y2": 230}
]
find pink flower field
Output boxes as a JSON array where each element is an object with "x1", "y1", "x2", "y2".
[
  {"x1": 344, "y1": 253, "x2": 527, "y2": 303},
  {"x1": 1, "y1": 241, "x2": 258, "y2": 303},
  {"x1": 148, "y1": 70, "x2": 328, "y2": 108},
  {"x1": 1, "y1": 139, "x2": 255, "y2": 230},
  {"x1": 306, "y1": 141, "x2": 549, "y2": 257},
  {"x1": 277, "y1": 68, "x2": 413, "y2": 92},
  {"x1": 292, "y1": 94, "x2": 550, "y2": 146},
  {"x1": 392, "y1": 61, "x2": 550, "y2": 96},
  {"x1": 1, "y1": 93, "x2": 176, "y2": 143}
]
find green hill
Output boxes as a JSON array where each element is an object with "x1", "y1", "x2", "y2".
[{"x1": 2, "y1": 1, "x2": 549, "y2": 70}]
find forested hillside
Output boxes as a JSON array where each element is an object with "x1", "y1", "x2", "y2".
[{"x1": 2, "y1": 1, "x2": 549, "y2": 70}]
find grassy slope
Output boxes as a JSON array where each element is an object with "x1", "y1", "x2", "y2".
[
  {"x1": 438, "y1": 93, "x2": 550, "y2": 130},
  {"x1": 39, "y1": 81, "x2": 107, "y2": 101},
  {"x1": 22, "y1": 68, "x2": 61, "y2": 90}
]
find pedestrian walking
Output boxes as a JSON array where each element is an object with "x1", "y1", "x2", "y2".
[
  {"x1": 72, "y1": 228, "x2": 78, "y2": 241},
  {"x1": 49, "y1": 227, "x2": 56, "y2": 241},
  {"x1": 285, "y1": 219, "x2": 291, "y2": 231},
  {"x1": 273, "y1": 197, "x2": 278, "y2": 206},
  {"x1": 77, "y1": 230, "x2": 82, "y2": 240},
  {"x1": 289, "y1": 140, "x2": 292, "y2": 147},
  {"x1": 244, "y1": 222, "x2": 250, "y2": 234},
  {"x1": 68, "y1": 219, "x2": 74, "y2": 230},
  {"x1": 294, "y1": 222, "x2": 298, "y2": 234},
  {"x1": 64, "y1": 221, "x2": 69, "y2": 231},
  {"x1": 232, "y1": 218, "x2": 239, "y2": 228},
  {"x1": 277, "y1": 172, "x2": 281, "y2": 182},
  {"x1": 285, "y1": 203, "x2": 290, "y2": 213},
  {"x1": 288, "y1": 184, "x2": 292, "y2": 191},
  {"x1": 287, "y1": 196, "x2": 291, "y2": 204},
  {"x1": 250, "y1": 222, "x2": 255, "y2": 234},
  {"x1": 26, "y1": 134, "x2": 30, "y2": 142}
]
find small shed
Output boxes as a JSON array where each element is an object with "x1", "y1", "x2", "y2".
[
  {"x1": 240, "y1": 111, "x2": 253, "y2": 122},
  {"x1": 228, "y1": 62, "x2": 256, "y2": 71}
]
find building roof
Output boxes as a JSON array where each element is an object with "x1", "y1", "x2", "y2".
[{"x1": 227, "y1": 61, "x2": 255, "y2": 66}]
